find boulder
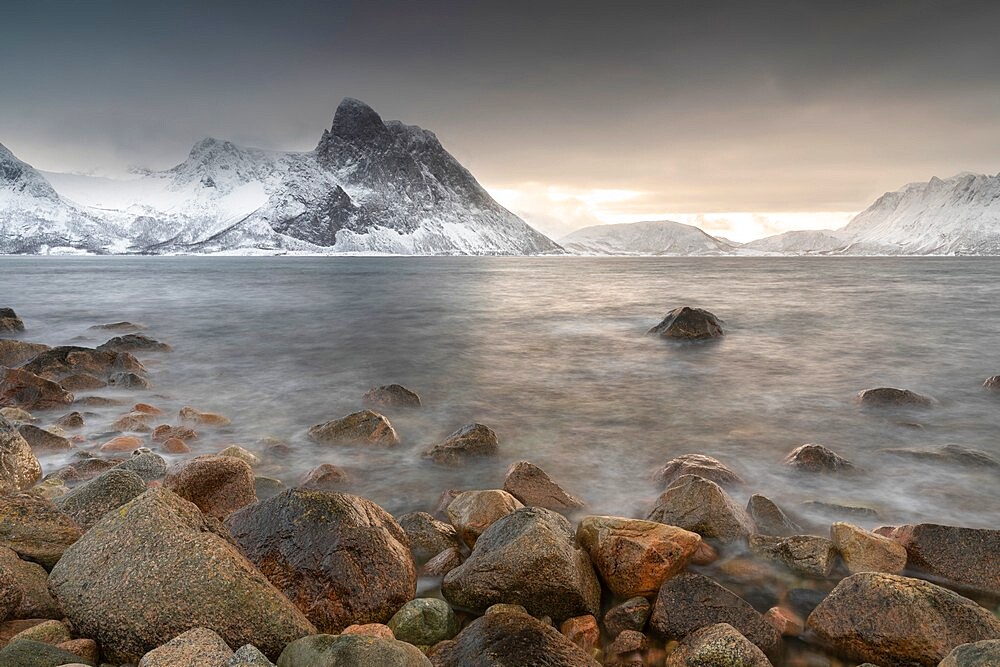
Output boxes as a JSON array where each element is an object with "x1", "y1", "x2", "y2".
[
  {"x1": 277, "y1": 634, "x2": 431, "y2": 667},
  {"x1": 21, "y1": 345, "x2": 146, "y2": 382},
  {"x1": 47, "y1": 489, "x2": 316, "y2": 663},
  {"x1": 0, "y1": 493, "x2": 81, "y2": 568},
  {"x1": 8, "y1": 618, "x2": 71, "y2": 644},
  {"x1": 0, "y1": 368, "x2": 74, "y2": 411},
  {"x1": 164, "y1": 454, "x2": 256, "y2": 520},
  {"x1": 298, "y1": 463, "x2": 348, "y2": 490},
  {"x1": 217, "y1": 445, "x2": 260, "y2": 466},
  {"x1": 648, "y1": 306, "x2": 724, "y2": 340},
  {"x1": 138, "y1": 627, "x2": 234, "y2": 667},
  {"x1": 747, "y1": 494, "x2": 801, "y2": 536},
  {"x1": 0, "y1": 546, "x2": 61, "y2": 619},
  {"x1": 429, "y1": 610, "x2": 600, "y2": 667},
  {"x1": 664, "y1": 623, "x2": 772, "y2": 667},
  {"x1": 603, "y1": 597, "x2": 651, "y2": 638},
  {"x1": 646, "y1": 474, "x2": 754, "y2": 542},
  {"x1": 100, "y1": 434, "x2": 145, "y2": 452},
  {"x1": 0, "y1": 639, "x2": 94, "y2": 666},
  {"x1": 577, "y1": 515, "x2": 702, "y2": 598},
  {"x1": 442, "y1": 507, "x2": 600, "y2": 622},
  {"x1": 0, "y1": 340, "x2": 48, "y2": 367},
  {"x1": 54, "y1": 468, "x2": 147, "y2": 529},
  {"x1": 0, "y1": 309, "x2": 25, "y2": 333},
  {"x1": 782, "y1": 444, "x2": 853, "y2": 473},
  {"x1": 830, "y1": 522, "x2": 907, "y2": 574},
  {"x1": 747, "y1": 534, "x2": 838, "y2": 578},
  {"x1": 108, "y1": 371, "x2": 150, "y2": 389},
  {"x1": 362, "y1": 384, "x2": 421, "y2": 409},
  {"x1": 225, "y1": 489, "x2": 416, "y2": 633},
  {"x1": 116, "y1": 448, "x2": 168, "y2": 482},
  {"x1": 397, "y1": 511, "x2": 461, "y2": 561},
  {"x1": 0, "y1": 417, "x2": 42, "y2": 495},
  {"x1": 446, "y1": 489, "x2": 523, "y2": 548},
  {"x1": 53, "y1": 411, "x2": 84, "y2": 429},
  {"x1": 650, "y1": 573, "x2": 781, "y2": 656},
  {"x1": 855, "y1": 387, "x2": 934, "y2": 408},
  {"x1": 502, "y1": 461, "x2": 584, "y2": 510},
  {"x1": 17, "y1": 424, "x2": 71, "y2": 453},
  {"x1": 342, "y1": 623, "x2": 395, "y2": 639},
  {"x1": 422, "y1": 423, "x2": 499, "y2": 466},
  {"x1": 984, "y1": 376, "x2": 1000, "y2": 391},
  {"x1": 58, "y1": 374, "x2": 106, "y2": 390},
  {"x1": 887, "y1": 523, "x2": 999, "y2": 595},
  {"x1": 560, "y1": 614, "x2": 599, "y2": 652},
  {"x1": 112, "y1": 412, "x2": 153, "y2": 432},
  {"x1": 229, "y1": 644, "x2": 276, "y2": 667},
  {"x1": 653, "y1": 453, "x2": 743, "y2": 488},
  {"x1": 307, "y1": 410, "x2": 399, "y2": 447},
  {"x1": 808, "y1": 572, "x2": 1000, "y2": 666},
  {"x1": 0, "y1": 560, "x2": 20, "y2": 622},
  {"x1": 152, "y1": 424, "x2": 198, "y2": 442},
  {"x1": 0, "y1": 407, "x2": 33, "y2": 423},
  {"x1": 388, "y1": 598, "x2": 460, "y2": 646},
  {"x1": 421, "y1": 547, "x2": 463, "y2": 577},
  {"x1": 180, "y1": 406, "x2": 232, "y2": 427},
  {"x1": 940, "y1": 640, "x2": 1000, "y2": 667},
  {"x1": 98, "y1": 334, "x2": 172, "y2": 354}
]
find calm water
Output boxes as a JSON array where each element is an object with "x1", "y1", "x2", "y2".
[{"x1": 2, "y1": 256, "x2": 999, "y2": 530}]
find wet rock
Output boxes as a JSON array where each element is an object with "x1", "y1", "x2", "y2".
[
  {"x1": 763, "y1": 606, "x2": 804, "y2": 637},
  {"x1": 650, "y1": 573, "x2": 781, "y2": 656},
  {"x1": 100, "y1": 434, "x2": 145, "y2": 452},
  {"x1": 648, "y1": 306, "x2": 724, "y2": 340},
  {"x1": 782, "y1": 444, "x2": 853, "y2": 473},
  {"x1": 0, "y1": 308, "x2": 24, "y2": 333},
  {"x1": 225, "y1": 489, "x2": 416, "y2": 633},
  {"x1": 433, "y1": 488, "x2": 463, "y2": 519},
  {"x1": 134, "y1": 402, "x2": 165, "y2": 415},
  {"x1": 298, "y1": 463, "x2": 348, "y2": 490},
  {"x1": 604, "y1": 597, "x2": 651, "y2": 638},
  {"x1": 218, "y1": 444, "x2": 260, "y2": 466},
  {"x1": 0, "y1": 493, "x2": 81, "y2": 568},
  {"x1": 442, "y1": 506, "x2": 600, "y2": 622},
  {"x1": 0, "y1": 417, "x2": 42, "y2": 494},
  {"x1": 362, "y1": 384, "x2": 421, "y2": 409},
  {"x1": 787, "y1": 587, "x2": 827, "y2": 619},
  {"x1": 48, "y1": 489, "x2": 315, "y2": 663},
  {"x1": 180, "y1": 405, "x2": 231, "y2": 427},
  {"x1": 747, "y1": 494, "x2": 801, "y2": 536},
  {"x1": 57, "y1": 638, "x2": 98, "y2": 664},
  {"x1": 342, "y1": 623, "x2": 395, "y2": 639},
  {"x1": 90, "y1": 320, "x2": 144, "y2": 332},
  {"x1": 112, "y1": 411, "x2": 153, "y2": 432},
  {"x1": 646, "y1": 474, "x2": 754, "y2": 542},
  {"x1": 503, "y1": 460, "x2": 584, "y2": 510},
  {"x1": 940, "y1": 640, "x2": 1000, "y2": 667},
  {"x1": 116, "y1": 448, "x2": 168, "y2": 482},
  {"x1": 422, "y1": 423, "x2": 499, "y2": 467},
  {"x1": 308, "y1": 409, "x2": 400, "y2": 447},
  {"x1": 398, "y1": 511, "x2": 461, "y2": 561},
  {"x1": 108, "y1": 371, "x2": 150, "y2": 389},
  {"x1": 8, "y1": 618, "x2": 71, "y2": 644},
  {"x1": 664, "y1": 623, "x2": 772, "y2": 667},
  {"x1": 0, "y1": 560, "x2": 20, "y2": 622},
  {"x1": 984, "y1": 376, "x2": 1000, "y2": 391},
  {"x1": 608, "y1": 629, "x2": 648, "y2": 660},
  {"x1": 748, "y1": 534, "x2": 838, "y2": 578},
  {"x1": 577, "y1": 515, "x2": 702, "y2": 598},
  {"x1": 800, "y1": 500, "x2": 878, "y2": 519},
  {"x1": 66, "y1": 454, "x2": 120, "y2": 481},
  {"x1": 16, "y1": 424, "x2": 71, "y2": 453},
  {"x1": 388, "y1": 598, "x2": 460, "y2": 646},
  {"x1": 0, "y1": 407, "x2": 33, "y2": 423},
  {"x1": 98, "y1": 334, "x2": 171, "y2": 354},
  {"x1": 0, "y1": 546, "x2": 60, "y2": 619},
  {"x1": 138, "y1": 627, "x2": 234, "y2": 667},
  {"x1": 277, "y1": 633, "x2": 431, "y2": 667},
  {"x1": 254, "y1": 476, "x2": 285, "y2": 499},
  {"x1": 421, "y1": 547, "x2": 463, "y2": 577},
  {"x1": 653, "y1": 453, "x2": 743, "y2": 488},
  {"x1": 887, "y1": 523, "x2": 999, "y2": 595},
  {"x1": 807, "y1": 572, "x2": 1000, "y2": 666},
  {"x1": 162, "y1": 437, "x2": 191, "y2": 454},
  {"x1": 446, "y1": 489, "x2": 523, "y2": 548},
  {"x1": 0, "y1": 340, "x2": 48, "y2": 367},
  {"x1": 151, "y1": 424, "x2": 198, "y2": 442},
  {"x1": 22, "y1": 345, "x2": 146, "y2": 382},
  {"x1": 229, "y1": 644, "x2": 276, "y2": 667},
  {"x1": 429, "y1": 610, "x2": 600, "y2": 667},
  {"x1": 0, "y1": 639, "x2": 94, "y2": 666},
  {"x1": 54, "y1": 468, "x2": 146, "y2": 529},
  {"x1": 58, "y1": 374, "x2": 106, "y2": 390},
  {"x1": 0, "y1": 368, "x2": 74, "y2": 411},
  {"x1": 164, "y1": 454, "x2": 256, "y2": 520},
  {"x1": 75, "y1": 395, "x2": 125, "y2": 407},
  {"x1": 856, "y1": 387, "x2": 934, "y2": 408},
  {"x1": 830, "y1": 522, "x2": 906, "y2": 574},
  {"x1": 53, "y1": 411, "x2": 84, "y2": 429},
  {"x1": 877, "y1": 444, "x2": 999, "y2": 468},
  {"x1": 560, "y1": 614, "x2": 599, "y2": 652}
]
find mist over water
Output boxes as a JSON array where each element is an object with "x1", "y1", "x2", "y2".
[{"x1": 3, "y1": 256, "x2": 999, "y2": 530}]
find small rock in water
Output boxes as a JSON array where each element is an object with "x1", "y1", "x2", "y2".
[
  {"x1": 108, "y1": 371, "x2": 151, "y2": 390},
  {"x1": 138, "y1": 627, "x2": 235, "y2": 666},
  {"x1": 362, "y1": 384, "x2": 421, "y2": 409},
  {"x1": 133, "y1": 402, "x2": 165, "y2": 415},
  {"x1": 747, "y1": 534, "x2": 838, "y2": 578},
  {"x1": 112, "y1": 411, "x2": 154, "y2": 432},
  {"x1": 397, "y1": 511, "x2": 461, "y2": 561},
  {"x1": 0, "y1": 340, "x2": 48, "y2": 367},
  {"x1": 984, "y1": 375, "x2": 1000, "y2": 391},
  {"x1": 164, "y1": 454, "x2": 257, "y2": 520},
  {"x1": 664, "y1": 623, "x2": 772, "y2": 667},
  {"x1": 503, "y1": 460, "x2": 584, "y2": 510},
  {"x1": 59, "y1": 373, "x2": 107, "y2": 390},
  {"x1": 608, "y1": 629, "x2": 648, "y2": 661},
  {"x1": 422, "y1": 423, "x2": 499, "y2": 466},
  {"x1": 151, "y1": 424, "x2": 198, "y2": 442},
  {"x1": 855, "y1": 387, "x2": 934, "y2": 408},
  {"x1": 53, "y1": 411, "x2": 85, "y2": 429},
  {"x1": 299, "y1": 463, "x2": 349, "y2": 490},
  {"x1": 98, "y1": 333, "x2": 172, "y2": 354},
  {"x1": 762, "y1": 606, "x2": 804, "y2": 637},
  {"x1": 307, "y1": 409, "x2": 400, "y2": 447},
  {"x1": 100, "y1": 434, "x2": 145, "y2": 452},
  {"x1": 877, "y1": 443, "x2": 999, "y2": 468},
  {"x1": 782, "y1": 443, "x2": 853, "y2": 473},
  {"x1": 254, "y1": 476, "x2": 285, "y2": 500},
  {"x1": 161, "y1": 437, "x2": 191, "y2": 454},
  {"x1": 388, "y1": 598, "x2": 461, "y2": 646},
  {"x1": 646, "y1": 474, "x2": 754, "y2": 542},
  {"x1": 0, "y1": 308, "x2": 25, "y2": 332},
  {"x1": 17, "y1": 424, "x2": 72, "y2": 453},
  {"x1": 89, "y1": 321, "x2": 145, "y2": 332},
  {"x1": 653, "y1": 453, "x2": 743, "y2": 488},
  {"x1": 647, "y1": 306, "x2": 724, "y2": 340},
  {"x1": 560, "y1": 614, "x2": 600, "y2": 652},
  {"x1": 0, "y1": 368, "x2": 75, "y2": 411},
  {"x1": 603, "y1": 597, "x2": 652, "y2": 639},
  {"x1": 180, "y1": 405, "x2": 232, "y2": 427},
  {"x1": 446, "y1": 489, "x2": 524, "y2": 548},
  {"x1": 746, "y1": 494, "x2": 801, "y2": 536},
  {"x1": 800, "y1": 500, "x2": 879, "y2": 520},
  {"x1": 0, "y1": 417, "x2": 42, "y2": 495},
  {"x1": 22, "y1": 345, "x2": 146, "y2": 382},
  {"x1": 830, "y1": 522, "x2": 907, "y2": 575}
]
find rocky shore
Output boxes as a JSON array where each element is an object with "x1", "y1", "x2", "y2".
[{"x1": 0, "y1": 305, "x2": 998, "y2": 666}]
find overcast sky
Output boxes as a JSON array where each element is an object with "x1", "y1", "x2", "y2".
[{"x1": 2, "y1": 0, "x2": 998, "y2": 241}]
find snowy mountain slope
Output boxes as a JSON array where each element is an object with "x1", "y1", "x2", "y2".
[
  {"x1": 559, "y1": 220, "x2": 736, "y2": 255},
  {"x1": 2, "y1": 99, "x2": 561, "y2": 255},
  {"x1": 740, "y1": 229, "x2": 848, "y2": 255}
]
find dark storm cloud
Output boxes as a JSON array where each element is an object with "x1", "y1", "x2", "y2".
[{"x1": 2, "y1": 0, "x2": 999, "y2": 236}]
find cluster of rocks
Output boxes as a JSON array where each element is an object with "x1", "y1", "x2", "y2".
[{"x1": 1, "y1": 306, "x2": 999, "y2": 667}]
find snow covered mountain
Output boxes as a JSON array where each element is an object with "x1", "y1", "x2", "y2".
[
  {"x1": 740, "y1": 229, "x2": 848, "y2": 255},
  {"x1": 1, "y1": 99, "x2": 561, "y2": 255},
  {"x1": 559, "y1": 220, "x2": 736, "y2": 255}
]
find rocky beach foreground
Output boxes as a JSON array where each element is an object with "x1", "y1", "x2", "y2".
[{"x1": 0, "y1": 305, "x2": 998, "y2": 667}]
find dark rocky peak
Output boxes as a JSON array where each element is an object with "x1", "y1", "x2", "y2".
[
  {"x1": 316, "y1": 98, "x2": 391, "y2": 157},
  {"x1": 0, "y1": 142, "x2": 60, "y2": 200}
]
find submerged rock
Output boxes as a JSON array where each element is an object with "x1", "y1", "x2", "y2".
[
  {"x1": 0, "y1": 417, "x2": 42, "y2": 495},
  {"x1": 278, "y1": 634, "x2": 431, "y2": 667},
  {"x1": 647, "y1": 474, "x2": 754, "y2": 542},
  {"x1": 782, "y1": 443, "x2": 853, "y2": 473},
  {"x1": 362, "y1": 384, "x2": 421, "y2": 409},
  {"x1": 0, "y1": 308, "x2": 25, "y2": 333},
  {"x1": 0, "y1": 368, "x2": 74, "y2": 411},
  {"x1": 0, "y1": 493, "x2": 81, "y2": 568},
  {"x1": 298, "y1": 463, "x2": 348, "y2": 490},
  {"x1": 503, "y1": 460, "x2": 584, "y2": 510},
  {"x1": 648, "y1": 306, "x2": 724, "y2": 340},
  {"x1": 665, "y1": 623, "x2": 772, "y2": 667},
  {"x1": 855, "y1": 387, "x2": 934, "y2": 408},
  {"x1": 98, "y1": 334, "x2": 172, "y2": 354},
  {"x1": 653, "y1": 453, "x2": 743, "y2": 488},
  {"x1": 108, "y1": 371, "x2": 151, "y2": 390},
  {"x1": 217, "y1": 445, "x2": 260, "y2": 466},
  {"x1": 423, "y1": 423, "x2": 499, "y2": 466},
  {"x1": 747, "y1": 534, "x2": 838, "y2": 578},
  {"x1": 877, "y1": 444, "x2": 999, "y2": 468},
  {"x1": 446, "y1": 489, "x2": 523, "y2": 548},
  {"x1": 984, "y1": 376, "x2": 1000, "y2": 391},
  {"x1": 307, "y1": 410, "x2": 400, "y2": 447},
  {"x1": 151, "y1": 424, "x2": 198, "y2": 443}
]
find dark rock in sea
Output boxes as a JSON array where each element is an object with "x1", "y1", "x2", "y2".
[
  {"x1": 800, "y1": 500, "x2": 879, "y2": 519},
  {"x1": 298, "y1": 463, "x2": 349, "y2": 490},
  {"x1": 108, "y1": 371, "x2": 151, "y2": 390},
  {"x1": 90, "y1": 321, "x2": 145, "y2": 332},
  {"x1": 877, "y1": 444, "x2": 999, "y2": 468},
  {"x1": 58, "y1": 373, "x2": 107, "y2": 390},
  {"x1": 16, "y1": 424, "x2": 71, "y2": 453},
  {"x1": 225, "y1": 489, "x2": 416, "y2": 633},
  {"x1": 442, "y1": 507, "x2": 601, "y2": 622},
  {"x1": 21, "y1": 345, "x2": 146, "y2": 382},
  {"x1": 97, "y1": 333, "x2": 172, "y2": 353},
  {"x1": 254, "y1": 476, "x2": 285, "y2": 500},
  {"x1": 0, "y1": 639, "x2": 94, "y2": 667},
  {"x1": 429, "y1": 609, "x2": 600, "y2": 667},
  {"x1": 502, "y1": 460, "x2": 584, "y2": 510},
  {"x1": 653, "y1": 453, "x2": 744, "y2": 488},
  {"x1": 388, "y1": 598, "x2": 461, "y2": 647},
  {"x1": 746, "y1": 494, "x2": 801, "y2": 536},
  {"x1": 747, "y1": 534, "x2": 838, "y2": 578},
  {"x1": 307, "y1": 409, "x2": 400, "y2": 447},
  {"x1": 422, "y1": 423, "x2": 499, "y2": 466},
  {"x1": 855, "y1": 387, "x2": 934, "y2": 408},
  {"x1": 53, "y1": 411, "x2": 84, "y2": 429},
  {"x1": 984, "y1": 376, "x2": 1000, "y2": 391},
  {"x1": 0, "y1": 417, "x2": 42, "y2": 495},
  {"x1": 277, "y1": 633, "x2": 431, "y2": 667},
  {"x1": 0, "y1": 309, "x2": 25, "y2": 333},
  {"x1": 446, "y1": 489, "x2": 523, "y2": 548},
  {"x1": 0, "y1": 340, "x2": 48, "y2": 367},
  {"x1": 647, "y1": 306, "x2": 724, "y2": 340},
  {"x1": 54, "y1": 468, "x2": 146, "y2": 529},
  {"x1": 0, "y1": 368, "x2": 74, "y2": 411},
  {"x1": 830, "y1": 522, "x2": 907, "y2": 575},
  {"x1": 164, "y1": 454, "x2": 256, "y2": 520},
  {"x1": 650, "y1": 573, "x2": 781, "y2": 656},
  {"x1": 880, "y1": 523, "x2": 999, "y2": 596},
  {"x1": 151, "y1": 423, "x2": 198, "y2": 443},
  {"x1": 397, "y1": 511, "x2": 461, "y2": 562},
  {"x1": 665, "y1": 623, "x2": 772, "y2": 667},
  {"x1": 940, "y1": 640, "x2": 1000, "y2": 667},
  {"x1": 48, "y1": 489, "x2": 315, "y2": 663},
  {"x1": 362, "y1": 384, "x2": 421, "y2": 409},
  {"x1": 782, "y1": 443, "x2": 854, "y2": 473},
  {"x1": 807, "y1": 572, "x2": 1000, "y2": 666},
  {"x1": 138, "y1": 627, "x2": 234, "y2": 666},
  {"x1": 0, "y1": 493, "x2": 81, "y2": 568},
  {"x1": 604, "y1": 597, "x2": 652, "y2": 639},
  {"x1": 646, "y1": 474, "x2": 754, "y2": 542}
]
